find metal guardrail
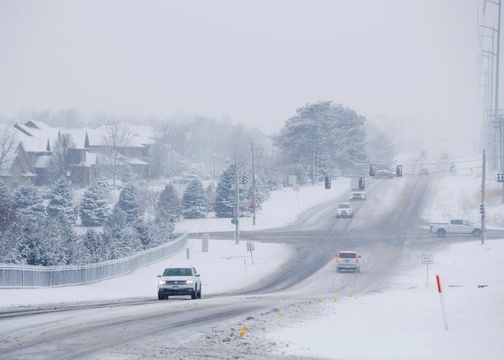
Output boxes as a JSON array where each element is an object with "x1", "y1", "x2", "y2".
[{"x1": 0, "y1": 233, "x2": 188, "y2": 288}]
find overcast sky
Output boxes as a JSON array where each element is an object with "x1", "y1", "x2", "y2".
[{"x1": 0, "y1": 0, "x2": 482, "y2": 135}]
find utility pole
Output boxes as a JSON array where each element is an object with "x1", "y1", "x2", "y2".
[
  {"x1": 487, "y1": 0, "x2": 504, "y2": 198},
  {"x1": 481, "y1": 27, "x2": 496, "y2": 167},
  {"x1": 312, "y1": 129, "x2": 317, "y2": 185},
  {"x1": 483, "y1": 0, "x2": 503, "y2": 190},
  {"x1": 251, "y1": 143, "x2": 256, "y2": 226},
  {"x1": 234, "y1": 155, "x2": 240, "y2": 244},
  {"x1": 482, "y1": 149, "x2": 486, "y2": 245}
]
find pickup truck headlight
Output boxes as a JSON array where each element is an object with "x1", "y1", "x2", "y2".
[
  {"x1": 158, "y1": 280, "x2": 166, "y2": 285},
  {"x1": 186, "y1": 280, "x2": 194, "y2": 285}
]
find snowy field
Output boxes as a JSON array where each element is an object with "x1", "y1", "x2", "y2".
[{"x1": 1, "y1": 173, "x2": 503, "y2": 359}]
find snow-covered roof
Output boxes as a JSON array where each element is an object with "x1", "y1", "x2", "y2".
[
  {"x1": 124, "y1": 157, "x2": 148, "y2": 165},
  {"x1": 10, "y1": 121, "x2": 156, "y2": 153},
  {"x1": 13, "y1": 122, "x2": 61, "y2": 152},
  {"x1": 24, "y1": 120, "x2": 52, "y2": 130},
  {"x1": 12, "y1": 121, "x2": 155, "y2": 152}
]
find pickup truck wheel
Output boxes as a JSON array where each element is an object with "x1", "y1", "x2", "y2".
[
  {"x1": 473, "y1": 229, "x2": 482, "y2": 237},
  {"x1": 191, "y1": 288, "x2": 197, "y2": 299},
  {"x1": 197, "y1": 287, "x2": 202, "y2": 299},
  {"x1": 437, "y1": 229, "x2": 446, "y2": 237}
]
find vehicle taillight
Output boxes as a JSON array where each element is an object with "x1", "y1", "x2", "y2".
[
  {"x1": 335, "y1": 253, "x2": 339, "y2": 262},
  {"x1": 355, "y1": 254, "x2": 359, "y2": 263}
]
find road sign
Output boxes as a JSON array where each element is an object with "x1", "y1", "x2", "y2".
[
  {"x1": 422, "y1": 253, "x2": 433, "y2": 264},
  {"x1": 422, "y1": 253, "x2": 433, "y2": 288}
]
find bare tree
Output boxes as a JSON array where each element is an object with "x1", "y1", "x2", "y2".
[
  {"x1": 101, "y1": 121, "x2": 134, "y2": 189},
  {"x1": 49, "y1": 133, "x2": 76, "y2": 181},
  {"x1": 0, "y1": 127, "x2": 17, "y2": 174}
]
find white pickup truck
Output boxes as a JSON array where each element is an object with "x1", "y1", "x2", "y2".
[{"x1": 429, "y1": 219, "x2": 481, "y2": 237}]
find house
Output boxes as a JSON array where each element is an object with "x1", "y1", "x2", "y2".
[
  {"x1": 3, "y1": 121, "x2": 155, "y2": 188},
  {"x1": 0, "y1": 142, "x2": 36, "y2": 189}
]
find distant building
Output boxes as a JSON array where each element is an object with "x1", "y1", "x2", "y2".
[
  {"x1": 0, "y1": 142, "x2": 36, "y2": 189},
  {"x1": 2, "y1": 121, "x2": 155, "y2": 188}
]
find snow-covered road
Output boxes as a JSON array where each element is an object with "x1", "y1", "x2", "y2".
[{"x1": 1, "y1": 171, "x2": 503, "y2": 360}]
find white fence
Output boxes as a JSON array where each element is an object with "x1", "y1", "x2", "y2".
[{"x1": 0, "y1": 233, "x2": 188, "y2": 288}]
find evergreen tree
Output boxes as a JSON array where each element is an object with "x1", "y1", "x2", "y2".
[
  {"x1": 0, "y1": 180, "x2": 20, "y2": 262},
  {"x1": 12, "y1": 184, "x2": 47, "y2": 264},
  {"x1": 273, "y1": 101, "x2": 369, "y2": 181},
  {"x1": 18, "y1": 216, "x2": 66, "y2": 266},
  {"x1": 81, "y1": 229, "x2": 106, "y2": 263},
  {"x1": 60, "y1": 218, "x2": 81, "y2": 265},
  {"x1": 102, "y1": 182, "x2": 150, "y2": 256},
  {"x1": 256, "y1": 176, "x2": 271, "y2": 206},
  {"x1": 246, "y1": 175, "x2": 270, "y2": 212},
  {"x1": 156, "y1": 183, "x2": 181, "y2": 223},
  {"x1": 182, "y1": 178, "x2": 208, "y2": 219},
  {"x1": 121, "y1": 164, "x2": 136, "y2": 184},
  {"x1": 214, "y1": 164, "x2": 248, "y2": 218},
  {"x1": 239, "y1": 172, "x2": 252, "y2": 216},
  {"x1": 102, "y1": 206, "x2": 142, "y2": 259},
  {"x1": 135, "y1": 220, "x2": 151, "y2": 248},
  {"x1": 0, "y1": 180, "x2": 12, "y2": 204},
  {"x1": 214, "y1": 164, "x2": 237, "y2": 218},
  {"x1": 80, "y1": 179, "x2": 110, "y2": 226},
  {"x1": 14, "y1": 183, "x2": 45, "y2": 218},
  {"x1": 153, "y1": 183, "x2": 180, "y2": 240},
  {"x1": 46, "y1": 176, "x2": 76, "y2": 223},
  {"x1": 116, "y1": 182, "x2": 140, "y2": 224},
  {"x1": 205, "y1": 182, "x2": 216, "y2": 212}
]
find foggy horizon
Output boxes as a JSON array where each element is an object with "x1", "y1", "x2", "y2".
[{"x1": 0, "y1": 0, "x2": 482, "y2": 140}]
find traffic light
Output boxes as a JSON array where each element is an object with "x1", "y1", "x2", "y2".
[
  {"x1": 396, "y1": 165, "x2": 403, "y2": 177},
  {"x1": 369, "y1": 164, "x2": 376, "y2": 177},
  {"x1": 242, "y1": 173, "x2": 249, "y2": 184},
  {"x1": 498, "y1": 173, "x2": 504, "y2": 183},
  {"x1": 480, "y1": 203, "x2": 485, "y2": 214},
  {"x1": 325, "y1": 175, "x2": 331, "y2": 189},
  {"x1": 358, "y1": 177, "x2": 365, "y2": 190}
]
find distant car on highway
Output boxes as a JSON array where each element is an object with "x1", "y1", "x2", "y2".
[
  {"x1": 336, "y1": 202, "x2": 353, "y2": 218},
  {"x1": 157, "y1": 266, "x2": 202, "y2": 300},
  {"x1": 335, "y1": 251, "x2": 361, "y2": 273},
  {"x1": 374, "y1": 165, "x2": 394, "y2": 179},
  {"x1": 350, "y1": 190, "x2": 366, "y2": 201}
]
